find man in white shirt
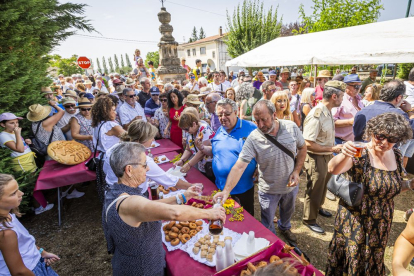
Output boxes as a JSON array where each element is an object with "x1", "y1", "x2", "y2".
[
  {"x1": 220, "y1": 70, "x2": 231, "y2": 91},
  {"x1": 209, "y1": 71, "x2": 227, "y2": 93},
  {"x1": 198, "y1": 77, "x2": 209, "y2": 90},
  {"x1": 118, "y1": 88, "x2": 147, "y2": 130},
  {"x1": 185, "y1": 73, "x2": 199, "y2": 92},
  {"x1": 231, "y1": 69, "x2": 245, "y2": 88}
]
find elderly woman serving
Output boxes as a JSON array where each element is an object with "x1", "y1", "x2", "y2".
[
  {"x1": 326, "y1": 112, "x2": 414, "y2": 275},
  {"x1": 103, "y1": 142, "x2": 225, "y2": 276}
]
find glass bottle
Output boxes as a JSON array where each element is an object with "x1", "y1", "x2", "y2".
[{"x1": 209, "y1": 196, "x2": 223, "y2": 235}]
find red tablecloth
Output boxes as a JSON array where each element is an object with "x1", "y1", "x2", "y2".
[
  {"x1": 33, "y1": 157, "x2": 96, "y2": 207},
  {"x1": 157, "y1": 151, "x2": 323, "y2": 276},
  {"x1": 149, "y1": 139, "x2": 182, "y2": 155}
]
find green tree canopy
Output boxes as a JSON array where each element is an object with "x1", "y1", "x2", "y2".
[
  {"x1": 120, "y1": 54, "x2": 125, "y2": 68},
  {"x1": 225, "y1": 0, "x2": 282, "y2": 59},
  {"x1": 49, "y1": 54, "x2": 84, "y2": 76},
  {"x1": 0, "y1": 0, "x2": 94, "y2": 212},
  {"x1": 102, "y1": 56, "x2": 109, "y2": 74},
  {"x1": 96, "y1": 58, "x2": 102, "y2": 73},
  {"x1": 189, "y1": 27, "x2": 198, "y2": 43},
  {"x1": 114, "y1": 54, "x2": 120, "y2": 72},
  {"x1": 145, "y1": 51, "x2": 160, "y2": 68},
  {"x1": 199, "y1": 27, "x2": 206, "y2": 39},
  {"x1": 125, "y1": 53, "x2": 132, "y2": 68},
  {"x1": 297, "y1": 0, "x2": 383, "y2": 34},
  {"x1": 108, "y1": 57, "x2": 115, "y2": 73}
]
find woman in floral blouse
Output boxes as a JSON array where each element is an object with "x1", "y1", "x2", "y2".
[
  {"x1": 174, "y1": 112, "x2": 215, "y2": 181},
  {"x1": 153, "y1": 93, "x2": 170, "y2": 138},
  {"x1": 326, "y1": 113, "x2": 414, "y2": 276}
]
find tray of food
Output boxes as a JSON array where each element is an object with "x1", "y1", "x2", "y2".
[
  {"x1": 153, "y1": 155, "x2": 169, "y2": 164},
  {"x1": 186, "y1": 198, "x2": 214, "y2": 209},
  {"x1": 214, "y1": 240, "x2": 314, "y2": 276},
  {"x1": 148, "y1": 141, "x2": 160, "y2": 149},
  {"x1": 181, "y1": 227, "x2": 242, "y2": 267},
  {"x1": 161, "y1": 220, "x2": 206, "y2": 251}
]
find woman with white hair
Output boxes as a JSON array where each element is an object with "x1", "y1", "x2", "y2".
[
  {"x1": 103, "y1": 142, "x2": 225, "y2": 275},
  {"x1": 236, "y1": 83, "x2": 256, "y2": 121}
]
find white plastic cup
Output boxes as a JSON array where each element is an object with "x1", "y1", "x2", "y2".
[
  {"x1": 224, "y1": 239, "x2": 235, "y2": 267},
  {"x1": 215, "y1": 245, "x2": 225, "y2": 272},
  {"x1": 246, "y1": 231, "x2": 255, "y2": 254}
]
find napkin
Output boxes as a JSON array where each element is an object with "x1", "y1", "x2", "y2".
[{"x1": 233, "y1": 232, "x2": 270, "y2": 261}]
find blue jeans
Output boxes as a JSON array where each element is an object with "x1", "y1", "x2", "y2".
[
  {"x1": 32, "y1": 258, "x2": 59, "y2": 276},
  {"x1": 258, "y1": 186, "x2": 299, "y2": 234}
]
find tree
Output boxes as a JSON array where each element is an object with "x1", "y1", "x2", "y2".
[
  {"x1": 281, "y1": 22, "x2": 306, "y2": 37},
  {"x1": 0, "y1": 0, "x2": 94, "y2": 213},
  {"x1": 199, "y1": 27, "x2": 206, "y2": 39},
  {"x1": 297, "y1": 0, "x2": 383, "y2": 34},
  {"x1": 49, "y1": 54, "x2": 84, "y2": 76},
  {"x1": 145, "y1": 51, "x2": 160, "y2": 68},
  {"x1": 108, "y1": 57, "x2": 115, "y2": 73},
  {"x1": 96, "y1": 58, "x2": 102, "y2": 73},
  {"x1": 225, "y1": 0, "x2": 282, "y2": 60},
  {"x1": 102, "y1": 56, "x2": 109, "y2": 74},
  {"x1": 114, "y1": 54, "x2": 120, "y2": 72},
  {"x1": 188, "y1": 26, "x2": 198, "y2": 43},
  {"x1": 120, "y1": 54, "x2": 125, "y2": 68},
  {"x1": 125, "y1": 53, "x2": 132, "y2": 68}
]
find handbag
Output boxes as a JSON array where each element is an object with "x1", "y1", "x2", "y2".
[
  {"x1": 30, "y1": 121, "x2": 55, "y2": 156},
  {"x1": 85, "y1": 122, "x2": 104, "y2": 171},
  {"x1": 327, "y1": 154, "x2": 368, "y2": 207},
  {"x1": 264, "y1": 134, "x2": 303, "y2": 176}
]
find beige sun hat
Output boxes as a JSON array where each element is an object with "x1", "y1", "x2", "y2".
[
  {"x1": 41, "y1": 87, "x2": 54, "y2": 94},
  {"x1": 317, "y1": 70, "x2": 332, "y2": 78},
  {"x1": 198, "y1": 87, "x2": 212, "y2": 96},
  {"x1": 64, "y1": 90, "x2": 78, "y2": 98},
  {"x1": 75, "y1": 97, "x2": 93, "y2": 108},
  {"x1": 62, "y1": 97, "x2": 77, "y2": 106},
  {"x1": 186, "y1": 94, "x2": 203, "y2": 105},
  {"x1": 281, "y1": 68, "x2": 290, "y2": 74},
  {"x1": 83, "y1": 80, "x2": 93, "y2": 85},
  {"x1": 125, "y1": 78, "x2": 134, "y2": 85},
  {"x1": 27, "y1": 104, "x2": 52, "y2": 122}
]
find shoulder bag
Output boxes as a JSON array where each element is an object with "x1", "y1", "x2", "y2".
[
  {"x1": 30, "y1": 121, "x2": 55, "y2": 156},
  {"x1": 86, "y1": 122, "x2": 104, "y2": 171},
  {"x1": 264, "y1": 134, "x2": 303, "y2": 176},
  {"x1": 327, "y1": 153, "x2": 368, "y2": 207}
]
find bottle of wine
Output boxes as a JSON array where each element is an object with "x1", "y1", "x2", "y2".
[{"x1": 209, "y1": 196, "x2": 223, "y2": 235}]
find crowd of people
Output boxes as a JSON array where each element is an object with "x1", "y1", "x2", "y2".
[{"x1": 1, "y1": 56, "x2": 414, "y2": 276}]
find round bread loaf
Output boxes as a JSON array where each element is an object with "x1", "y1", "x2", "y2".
[{"x1": 47, "y1": 141, "x2": 91, "y2": 165}]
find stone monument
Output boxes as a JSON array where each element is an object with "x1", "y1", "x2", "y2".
[{"x1": 156, "y1": 6, "x2": 187, "y2": 83}]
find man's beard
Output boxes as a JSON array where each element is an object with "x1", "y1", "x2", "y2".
[{"x1": 263, "y1": 121, "x2": 275, "y2": 134}]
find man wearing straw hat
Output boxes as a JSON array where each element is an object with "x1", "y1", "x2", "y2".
[
  {"x1": 56, "y1": 98, "x2": 78, "y2": 141},
  {"x1": 279, "y1": 68, "x2": 290, "y2": 90},
  {"x1": 314, "y1": 70, "x2": 332, "y2": 104}
]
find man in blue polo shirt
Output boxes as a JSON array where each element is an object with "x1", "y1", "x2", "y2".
[
  {"x1": 144, "y1": 86, "x2": 161, "y2": 120},
  {"x1": 195, "y1": 98, "x2": 257, "y2": 215}
]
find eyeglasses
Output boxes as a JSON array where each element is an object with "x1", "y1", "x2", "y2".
[
  {"x1": 64, "y1": 104, "x2": 75, "y2": 108},
  {"x1": 125, "y1": 161, "x2": 148, "y2": 171},
  {"x1": 217, "y1": 112, "x2": 233, "y2": 117},
  {"x1": 205, "y1": 101, "x2": 217, "y2": 105},
  {"x1": 316, "y1": 78, "x2": 323, "y2": 82},
  {"x1": 128, "y1": 95, "x2": 136, "y2": 98},
  {"x1": 152, "y1": 94, "x2": 159, "y2": 97},
  {"x1": 80, "y1": 108, "x2": 91, "y2": 112},
  {"x1": 182, "y1": 127, "x2": 190, "y2": 132},
  {"x1": 268, "y1": 89, "x2": 277, "y2": 92},
  {"x1": 374, "y1": 133, "x2": 400, "y2": 143},
  {"x1": 348, "y1": 84, "x2": 362, "y2": 90},
  {"x1": 160, "y1": 99, "x2": 167, "y2": 102}
]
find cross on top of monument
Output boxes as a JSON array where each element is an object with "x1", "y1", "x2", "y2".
[{"x1": 160, "y1": 0, "x2": 165, "y2": 7}]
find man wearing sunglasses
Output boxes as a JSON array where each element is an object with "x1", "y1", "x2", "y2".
[
  {"x1": 144, "y1": 87, "x2": 161, "y2": 120},
  {"x1": 118, "y1": 88, "x2": 147, "y2": 130},
  {"x1": 354, "y1": 80, "x2": 414, "y2": 167},
  {"x1": 56, "y1": 97, "x2": 79, "y2": 141},
  {"x1": 261, "y1": 81, "x2": 276, "y2": 100}
]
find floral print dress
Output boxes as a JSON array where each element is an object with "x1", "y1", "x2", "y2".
[
  {"x1": 185, "y1": 121, "x2": 215, "y2": 173},
  {"x1": 326, "y1": 148, "x2": 403, "y2": 276}
]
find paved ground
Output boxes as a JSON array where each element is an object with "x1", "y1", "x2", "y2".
[{"x1": 21, "y1": 175, "x2": 414, "y2": 276}]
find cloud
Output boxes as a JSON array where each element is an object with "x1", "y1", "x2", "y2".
[{"x1": 103, "y1": 13, "x2": 114, "y2": 19}]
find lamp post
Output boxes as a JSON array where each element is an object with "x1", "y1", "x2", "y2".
[{"x1": 407, "y1": 0, "x2": 412, "y2": 18}]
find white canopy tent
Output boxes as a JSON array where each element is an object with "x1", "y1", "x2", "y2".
[{"x1": 225, "y1": 17, "x2": 414, "y2": 67}]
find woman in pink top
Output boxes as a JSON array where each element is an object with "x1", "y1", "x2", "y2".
[
  {"x1": 181, "y1": 57, "x2": 191, "y2": 79},
  {"x1": 332, "y1": 75, "x2": 364, "y2": 143}
]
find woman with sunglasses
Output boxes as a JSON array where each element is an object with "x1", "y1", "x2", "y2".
[
  {"x1": 70, "y1": 98, "x2": 94, "y2": 151},
  {"x1": 326, "y1": 112, "x2": 414, "y2": 276},
  {"x1": 332, "y1": 75, "x2": 365, "y2": 145}
]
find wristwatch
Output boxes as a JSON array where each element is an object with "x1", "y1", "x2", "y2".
[{"x1": 175, "y1": 194, "x2": 182, "y2": 205}]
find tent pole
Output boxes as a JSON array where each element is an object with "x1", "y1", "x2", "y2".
[{"x1": 314, "y1": 65, "x2": 318, "y2": 87}]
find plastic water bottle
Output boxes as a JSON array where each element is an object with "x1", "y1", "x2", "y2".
[
  {"x1": 224, "y1": 239, "x2": 235, "y2": 267},
  {"x1": 215, "y1": 245, "x2": 225, "y2": 272}
]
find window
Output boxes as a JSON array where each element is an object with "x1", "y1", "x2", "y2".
[
  {"x1": 200, "y1": 47, "x2": 206, "y2": 55},
  {"x1": 192, "y1": 48, "x2": 196, "y2": 56},
  {"x1": 187, "y1": 49, "x2": 190, "y2": 57},
  {"x1": 212, "y1": 51, "x2": 215, "y2": 58}
]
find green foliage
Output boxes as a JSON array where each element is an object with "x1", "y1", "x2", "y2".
[
  {"x1": 125, "y1": 53, "x2": 132, "y2": 68},
  {"x1": 108, "y1": 57, "x2": 115, "y2": 73},
  {"x1": 296, "y1": 0, "x2": 383, "y2": 34},
  {"x1": 199, "y1": 27, "x2": 206, "y2": 39},
  {"x1": 225, "y1": 0, "x2": 282, "y2": 59},
  {"x1": 102, "y1": 56, "x2": 109, "y2": 74},
  {"x1": 114, "y1": 54, "x2": 120, "y2": 72},
  {"x1": 189, "y1": 26, "x2": 198, "y2": 43},
  {"x1": 96, "y1": 58, "x2": 102, "y2": 73},
  {"x1": 120, "y1": 54, "x2": 125, "y2": 68},
  {"x1": 49, "y1": 54, "x2": 84, "y2": 76},
  {"x1": 0, "y1": 0, "x2": 94, "y2": 213},
  {"x1": 145, "y1": 51, "x2": 160, "y2": 68},
  {"x1": 397, "y1": 63, "x2": 414, "y2": 80},
  {"x1": 120, "y1": 66, "x2": 133, "y2": 75}
]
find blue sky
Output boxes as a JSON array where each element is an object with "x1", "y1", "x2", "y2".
[{"x1": 53, "y1": 0, "x2": 411, "y2": 67}]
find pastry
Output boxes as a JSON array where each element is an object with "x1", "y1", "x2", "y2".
[
  {"x1": 209, "y1": 243, "x2": 216, "y2": 249},
  {"x1": 180, "y1": 234, "x2": 191, "y2": 244},
  {"x1": 193, "y1": 246, "x2": 200, "y2": 255},
  {"x1": 162, "y1": 157, "x2": 167, "y2": 161},
  {"x1": 198, "y1": 132, "x2": 204, "y2": 140},
  {"x1": 208, "y1": 247, "x2": 216, "y2": 254},
  {"x1": 247, "y1": 262, "x2": 257, "y2": 273},
  {"x1": 213, "y1": 237, "x2": 219, "y2": 243},
  {"x1": 240, "y1": 270, "x2": 252, "y2": 276},
  {"x1": 217, "y1": 241, "x2": 225, "y2": 247},
  {"x1": 201, "y1": 244, "x2": 208, "y2": 250},
  {"x1": 195, "y1": 220, "x2": 203, "y2": 226},
  {"x1": 256, "y1": 261, "x2": 267, "y2": 268},
  {"x1": 189, "y1": 230, "x2": 197, "y2": 237},
  {"x1": 171, "y1": 226, "x2": 179, "y2": 233},
  {"x1": 200, "y1": 250, "x2": 207, "y2": 258},
  {"x1": 168, "y1": 232, "x2": 178, "y2": 239},
  {"x1": 163, "y1": 224, "x2": 169, "y2": 231},
  {"x1": 165, "y1": 235, "x2": 171, "y2": 242},
  {"x1": 170, "y1": 238, "x2": 180, "y2": 246},
  {"x1": 204, "y1": 240, "x2": 211, "y2": 246},
  {"x1": 151, "y1": 143, "x2": 155, "y2": 147},
  {"x1": 196, "y1": 226, "x2": 203, "y2": 232},
  {"x1": 175, "y1": 223, "x2": 183, "y2": 230},
  {"x1": 269, "y1": 255, "x2": 280, "y2": 263},
  {"x1": 194, "y1": 242, "x2": 201, "y2": 247},
  {"x1": 166, "y1": 221, "x2": 175, "y2": 230},
  {"x1": 224, "y1": 236, "x2": 232, "y2": 242},
  {"x1": 204, "y1": 234, "x2": 211, "y2": 240},
  {"x1": 180, "y1": 222, "x2": 190, "y2": 227},
  {"x1": 181, "y1": 227, "x2": 190, "y2": 234},
  {"x1": 198, "y1": 238, "x2": 205, "y2": 244},
  {"x1": 47, "y1": 141, "x2": 91, "y2": 165},
  {"x1": 206, "y1": 253, "x2": 213, "y2": 262},
  {"x1": 189, "y1": 222, "x2": 197, "y2": 229}
]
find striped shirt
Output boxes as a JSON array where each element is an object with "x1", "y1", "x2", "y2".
[{"x1": 239, "y1": 120, "x2": 305, "y2": 194}]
